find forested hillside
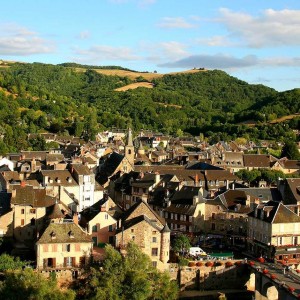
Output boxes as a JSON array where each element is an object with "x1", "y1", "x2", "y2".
[{"x1": 0, "y1": 62, "x2": 299, "y2": 153}]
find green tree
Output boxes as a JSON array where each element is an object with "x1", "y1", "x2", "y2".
[
  {"x1": 0, "y1": 254, "x2": 27, "y2": 272},
  {"x1": 281, "y1": 140, "x2": 300, "y2": 160},
  {"x1": 0, "y1": 268, "x2": 75, "y2": 300},
  {"x1": 75, "y1": 243, "x2": 178, "y2": 300},
  {"x1": 172, "y1": 234, "x2": 191, "y2": 254}
]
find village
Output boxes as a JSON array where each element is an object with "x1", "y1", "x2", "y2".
[{"x1": 0, "y1": 128, "x2": 300, "y2": 294}]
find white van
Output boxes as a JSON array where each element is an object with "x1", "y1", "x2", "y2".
[{"x1": 189, "y1": 247, "x2": 207, "y2": 256}]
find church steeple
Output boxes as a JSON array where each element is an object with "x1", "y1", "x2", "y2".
[
  {"x1": 125, "y1": 128, "x2": 134, "y2": 166},
  {"x1": 127, "y1": 128, "x2": 133, "y2": 147}
]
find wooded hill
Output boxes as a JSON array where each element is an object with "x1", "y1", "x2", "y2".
[{"x1": 0, "y1": 62, "x2": 299, "y2": 153}]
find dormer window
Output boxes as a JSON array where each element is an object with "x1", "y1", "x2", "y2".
[
  {"x1": 56, "y1": 177, "x2": 61, "y2": 183},
  {"x1": 68, "y1": 231, "x2": 74, "y2": 238},
  {"x1": 50, "y1": 231, "x2": 56, "y2": 239},
  {"x1": 67, "y1": 177, "x2": 72, "y2": 183}
]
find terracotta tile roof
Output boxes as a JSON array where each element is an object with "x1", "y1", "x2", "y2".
[
  {"x1": 204, "y1": 170, "x2": 238, "y2": 181},
  {"x1": 116, "y1": 215, "x2": 163, "y2": 233},
  {"x1": 46, "y1": 153, "x2": 64, "y2": 162},
  {"x1": 47, "y1": 203, "x2": 65, "y2": 219},
  {"x1": 164, "y1": 203, "x2": 197, "y2": 215},
  {"x1": 284, "y1": 178, "x2": 300, "y2": 204},
  {"x1": 36, "y1": 222, "x2": 92, "y2": 244},
  {"x1": 11, "y1": 185, "x2": 57, "y2": 207},
  {"x1": 1, "y1": 171, "x2": 20, "y2": 182},
  {"x1": 248, "y1": 201, "x2": 300, "y2": 224},
  {"x1": 71, "y1": 164, "x2": 91, "y2": 175},
  {"x1": 41, "y1": 170, "x2": 77, "y2": 186},
  {"x1": 243, "y1": 154, "x2": 277, "y2": 168},
  {"x1": 282, "y1": 160, "x2": 300, "y2": 170}
]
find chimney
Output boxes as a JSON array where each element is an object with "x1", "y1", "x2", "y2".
[
  {"x1": 246, "y1": 194, "x2": 251, "y2": 207},
  {"x1": 20, "y1": 181, "x2": 26, "y2": 188},
  {"x1": 11, "y1": 189, "x2": 16, "y2": 198},
  {"x1": 73, "y1": 213, "x2": 79, "y2": 225},
  {"x1": 155, "y1": 172, "x2": 160, "y2": 184},
  {"x1": 193, "y1": 195, "x2": 199, "y2": 205}
]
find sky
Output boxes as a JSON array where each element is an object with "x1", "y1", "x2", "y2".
[{"x1": 1, "y1": 0, "x2": 300, "y2": 91}]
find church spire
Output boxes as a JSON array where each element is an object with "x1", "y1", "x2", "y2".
[{"x1": 127, "y1": 128, "x2": 133, "y2": 147}]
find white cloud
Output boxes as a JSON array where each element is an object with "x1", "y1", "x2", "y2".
[
  {"x1": 74, "y1": 45, "x2": 140, "y2": 62},
  {"x1": 158, "y1": 53, "x2": 258, "y2": 69},
  {"x1": 197, "y1": 35, "x2": 234, "y2": 47},
  {"x1": 77, "y1": 31, "x2": 90, "y2": 40},
  {"x1": 158, "y1": 52, "x2": 300, "y2": 70},
  {"x1": 157, "y1": 17, "x2": 196, "y2": 29},
  {"x1": 0, "y1": 23, "x2": 55, "y2": 56},
  {"x1": 218, "y1": 8, "x2": 300, "y2": 48}
]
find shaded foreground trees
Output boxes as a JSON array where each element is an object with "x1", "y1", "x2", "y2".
[
  {"x1": 0, "y1": 268, "x2": 75, "y2": 300},
  {"x1": 74, "y1": 242, "x2": 178, "y2": 300}
]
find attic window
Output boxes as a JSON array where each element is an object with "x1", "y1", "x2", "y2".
[
  {"x1": 67, "y1": 177, "x2": 72, "y2": 183},
  {"x1": 68, "y1": 231, "x2": 74, "y2": 238},
  {"x1": 50, "y1": 231, "x2": 56, "y2": 239},
  {"x1": 56, "y1": 177, "x2": 61, "y2": 183}
]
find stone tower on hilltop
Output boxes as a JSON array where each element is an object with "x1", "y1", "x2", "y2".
[{"x1": 125, "y1": 128, "x2": 135, "y2": 166}]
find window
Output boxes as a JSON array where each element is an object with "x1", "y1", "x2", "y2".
[
  {"x1": 30, "y1": 209, "x2": 36, "y2": 214},
  {"x1": 294, "y1": 236, "x2": 298, "y2": 245},
  {"x1": 92, "y1": 225, "x2": 97, "y2": 232},
  {"x1": 278, "y1": 237, "x2": 283, "y2": 246},
  {"x1": 152, "y1": 261, "x2": 157, "y2": 268},
  {"x1": 131, "y1": 229, "x2": 134, "y2": 233},
  {"x1": 151, "y1": 248, "x2": 158, "y2": 256},
  {"x1": 132, "y1": 236, "x2": 135, "y2": 241},
  {"x1": 43, "y1": 244, "x2": 49, "y2": 252},
  {"x1": 152, "y1": 237, "x2": 157, "y2": 243},
  {"x1": 30, "y1": 218, "x2": 35, "y2": 226},
  {"x1": 211, "y1": 223, "x2": 215, "y2": 230},
  {"x1": 65, "y1": 257, "x2": 73, "y2": 267},
  {"x1": 21, "y1": 209, "x2": 25, "y2": 214},
  {"x1": 52, "y1": 244, "x2": 57, "y2": 252},
  {"x1": 21, "y1": 219, "x2": 25, "y2": 226},
  {"x1": 66, "y1": 244, "x2": 71, "y2": 252},
  {"x1": 105, "y1": 214, "x2": 108, "y2": 220},
  {"x1": 109, "y1": 225, "x2": 113, "y2": 232},
  {"x1": 75, "y1": 244, "x2": 81, "y2": 252},
  {"x1": 92, "y1": 237, "x2": 97, "y2": 246}
]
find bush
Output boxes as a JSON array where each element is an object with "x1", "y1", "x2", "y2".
[
  {"x1": 178, "y1": 257, "x2": 189, "y2": 267},
  {"x1": 196, "y1": 262, "x2": 203, "y2": 267},
  {"x1": 215, "y1": 261, "x2": 223, "y2": 266},
  {"x1": 188, "y1": 262, "x2": 196, "y2": 267},
  {"x1": 225, "y1": 261, "x2": 233, "y2": 267},
  {"x1": 205, "y1": 261, "x2": 213, "y2": 267}
]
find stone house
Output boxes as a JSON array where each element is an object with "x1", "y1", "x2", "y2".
[
  {"x1": 115, "y1": 199, "x2": 170, "y2": 270},
  {"x1": 79, "y1": 198, "x2": 119, "y2": 258},
  {"x1": 36, "y1": 221, "x2": 93, "y2": 270},
  {"x1": 248, "y1": 201, "x2": 300, "y2": 265}
]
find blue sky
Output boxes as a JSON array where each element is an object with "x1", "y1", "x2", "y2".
[{"x1": 1, "y1": 0, "x2": 300, "y2": 91}]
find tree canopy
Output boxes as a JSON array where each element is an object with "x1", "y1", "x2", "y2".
[{"x1": 75, "y1": 243, "x2": 178, "y2": 300}]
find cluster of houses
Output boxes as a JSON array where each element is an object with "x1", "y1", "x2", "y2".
[{"x1": 0, "y1": 128, "x2": 300, "y2": 276}]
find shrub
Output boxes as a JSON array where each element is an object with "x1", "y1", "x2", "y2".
[
  {"x1": 178, "y1": 257, "x2": 189, "y2": 267},
  {"x1": 196, "y1": 262, "x2": 203, "y2": 267},
  {"x1": 263, "y1": 269, "x2": 268, "y2": 274},
  {"x1": 271, "y1": 274, "x2": 276, "y2": 279},
  {"x1": 205, "y1": 261, "x2": 213, "y2": 267},
  {"x1": 188, "y1": 262, "x2": 196, "y2": 267},
  {"x1": 257, "y1": 257, "x2": 265, "y2": 263},
  {"x1": 225, "y1": 261, "x2": 233, "y2": 267},
  {"x1": 215, "y1": 261, "x2": 223, "y2": 266}
]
